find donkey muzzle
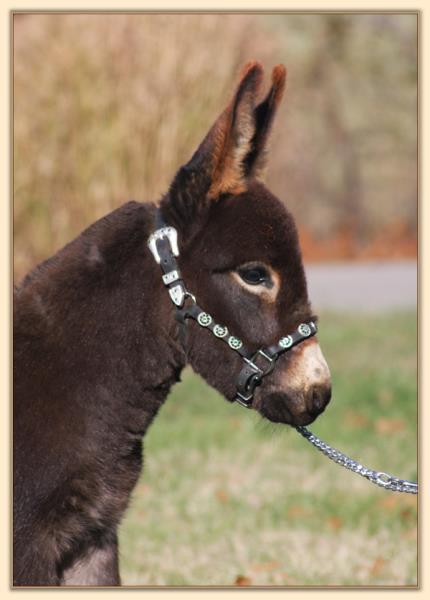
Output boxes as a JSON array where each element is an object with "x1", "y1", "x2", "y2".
[{"x1": 258, "y1": 339, "x2": 332, "y2": 425}]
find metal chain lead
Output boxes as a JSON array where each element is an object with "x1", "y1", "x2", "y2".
[
  {"x1": 148, "y1": 220, "x2": 418, "y2": 495},
  {"x1": 295, "y1": 426, "x2": 418, "y2": 494}
]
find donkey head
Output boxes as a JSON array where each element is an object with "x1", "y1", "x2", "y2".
[{"x1": 160, "y1": 61, "x2": 331, "y2": 426}]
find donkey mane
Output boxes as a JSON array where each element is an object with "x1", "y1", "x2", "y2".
[{"x1": 17, "y1": 201, "x2": 150, "y2": 289}]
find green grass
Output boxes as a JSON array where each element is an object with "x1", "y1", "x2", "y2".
[{"x1": 118, "y1": 311, "x2": 418, "y2": 587}]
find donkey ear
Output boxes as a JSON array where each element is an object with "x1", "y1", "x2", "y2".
[
  {"x1": 168, "y1": 61, "x2": 263, "y2": 220},
  {"x1": 205, "y1": 61, "x2": 263, "y2": 198},
  {"x1": 244, "y1": 64, "x2": 287, "y2": 180}
]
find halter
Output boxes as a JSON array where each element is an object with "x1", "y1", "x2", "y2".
[{"x1": 147, "y1": 211, "x2": 317, "y2": 408}]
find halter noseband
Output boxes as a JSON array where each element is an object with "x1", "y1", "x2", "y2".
[{"x1": 147, "y1": 211, "x2": 317, "y2": 408}]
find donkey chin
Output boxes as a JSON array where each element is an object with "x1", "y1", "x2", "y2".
[{"x1": 256, "y1": 340, "x2": 332, "y2": 426}]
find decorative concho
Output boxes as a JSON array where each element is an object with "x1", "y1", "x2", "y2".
[
  {"x1": 279, "y1": 335, "x2": 293, "y2": 349},
  {"x1": 197, "y1": 312, "x2": 212, "y2": 327},
  {"x1": 228, "y1": 336, "x2": 243, "y2": 350},
  {"x1": 213, "y1": 324, "x2": 228, "y2": 338},
  {"x1": 298, "y1": 323, "x2": 312, "y2": 337}
]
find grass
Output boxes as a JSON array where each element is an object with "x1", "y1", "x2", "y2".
[{"x1": 118, "y1": 311, "x2": 418, "y2": 587}]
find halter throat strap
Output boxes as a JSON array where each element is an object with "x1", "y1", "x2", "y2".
[{"x1": 147, "y1": 210, "x2": 317, "y2": 408}]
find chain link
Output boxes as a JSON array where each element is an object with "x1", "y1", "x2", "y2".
[{"x1": 295, "y1": 426, "x2": 418, "y2": 494}]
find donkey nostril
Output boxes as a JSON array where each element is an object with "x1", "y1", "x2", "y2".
[{"x1": 310, "y1": 384, "x2": 331, "y2": 413}]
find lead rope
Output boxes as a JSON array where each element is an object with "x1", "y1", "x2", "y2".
[{"x1": 295, "y1": 426, "x2": 418, "y2": 494}]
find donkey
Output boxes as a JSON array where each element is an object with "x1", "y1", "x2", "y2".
[{"x1": 13, "y1": 61, "x2": 331, "y2": 586}]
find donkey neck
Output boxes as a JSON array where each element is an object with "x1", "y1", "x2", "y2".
[{"x1": 15, "y1": 200, "x2": 186, "y2": 432}]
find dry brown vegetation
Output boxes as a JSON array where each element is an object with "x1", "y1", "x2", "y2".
[{"x1": 13, "y1": 13, "x2": 417, "y2": 280}]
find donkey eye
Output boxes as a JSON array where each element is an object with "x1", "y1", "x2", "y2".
[{"x1": 237, "y1": 265, "x2": 271, "y2": 287}]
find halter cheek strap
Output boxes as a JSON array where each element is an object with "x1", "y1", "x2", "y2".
[{"x1": 147, "y1": 212, "x2": 317, "y2": 408}]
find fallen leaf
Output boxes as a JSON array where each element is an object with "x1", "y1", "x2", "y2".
[
  {"x1": 400, "y1": 507, "x2": 416, "y2": 523},
  {"x1": 327, "y1": 516, "x2": 343, "y2": 530},
  {"x1": 137, "y1": 483, "x2": 151, "y2": 493},
  {"x1": 370, "y1": 557, "x2": 386, "y2": 578},
  {"x1": 234, "y1": 575, "x2": 252, "y2": 586},
  {"x1": 403, "y1": 495, "x2": 418, "y2": 508},
  {"x1": 282, "y1": 573, "x2": 297, "y2": 584},
  {"x1": 250, "y1": 560, "x2": 280, "y2": 573},
  {"x1": 375, "y1": 418, "x2": 406, "y2": 434},
  {"x1": 229, "y1": 417, "x2": 242, "y2": 430},
  {"x1": 402, "y1": 526, "x2": 418, "y2": 540},
  {"x1": 287, "y1": 505, "x2": 307, "y2": 519},
  {"x1": 378, "y1": 388, "x2": 394, "y2": 407},
  {"x1": 378, "y1": 496, "x2": 400, "y2": 511},
  {"x1": 343, "y1": 410, "x2": 369, "y2": 429},
  {"x1": 215, "y1": 488, "x2": 229, "y2": 503},
  {"x1": 379, "y1": 495, "x2": 417, "y2": 512}
]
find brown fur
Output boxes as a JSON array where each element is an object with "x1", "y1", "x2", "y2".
[{"x1": 13, "y1": 63, "x2": 331, "y2": 586}]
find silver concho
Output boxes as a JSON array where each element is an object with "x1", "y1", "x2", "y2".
[
  {"x1": 213, "y1": 324, "x2": 228, "y2": 338},
  {"x1": 228, "y1": 336, "x2": 243, "y2": 350},
  {"x1": 298, "y1": 323, "x2": 312, "y2": 337},
  {"x1": 197, "y1": 312, "x2": 212, "y2": 327},
  {"x1": 279, "y1": 335, "x2": 293, "y2": 349}
]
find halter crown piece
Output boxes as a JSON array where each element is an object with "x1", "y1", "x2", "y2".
[{"x1": 147, "y1": 211, "x2": 316, "y2": 408}]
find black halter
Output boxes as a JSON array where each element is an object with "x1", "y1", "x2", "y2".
[{"x1": 148, "y1": 211, "x2": 317, "y2": 408}]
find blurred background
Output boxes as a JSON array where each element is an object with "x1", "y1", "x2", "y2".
[
  {"x1": 13, "y1": 12, "x2": 417, "y2": 278},
  {"x1": 13, "y1": 13, "x2": 417, "y2": 586}
]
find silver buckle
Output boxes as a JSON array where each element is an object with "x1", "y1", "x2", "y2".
[
  {"x1": 257, "y1": 349, "x2": 275, "y2": 375},
  {"x1": 244, "y1": 350, "x2": 275, "y2": 377},
  {"x1": 236, "y1": 391, "x2": 253, "y2": 408},
  {"x1": 243, "y1": 357, "x2": 263, "y2": 375},
  {"x1": 147, "y1": 226, "x2": 179, "y2": 264}
]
